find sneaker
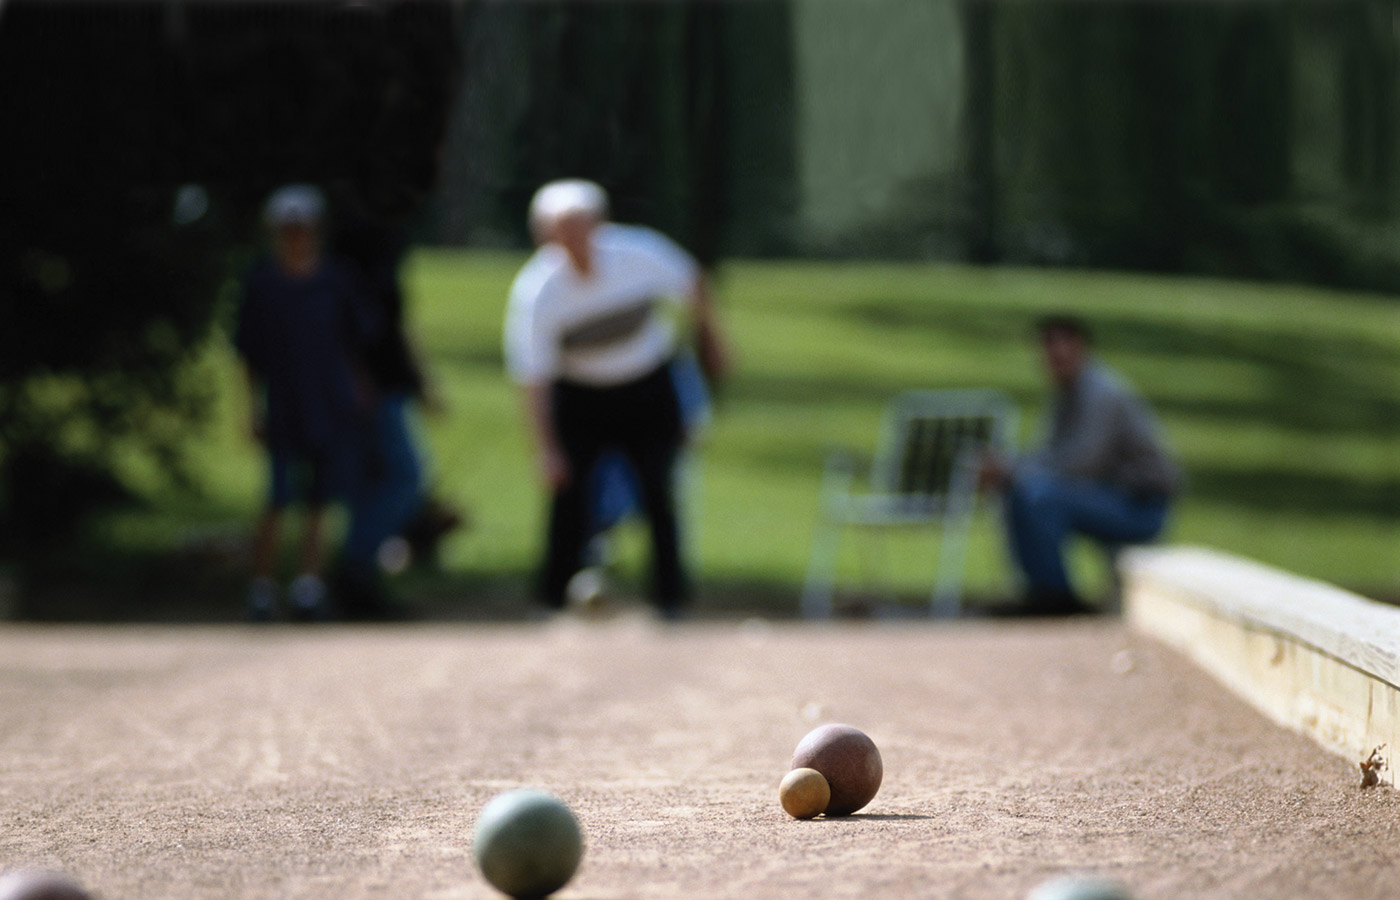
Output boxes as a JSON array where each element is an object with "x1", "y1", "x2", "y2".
[
  {"x1": 402, "y1": 498, "x2": 466, "y2": 567},
  {"x1": 289, "y1": 573, "x2": 331, "y2": 623},
  {"x1": 565, "y1": 566, "x2": 608, "y2": 612},
  {"x1": 246, "y1": 577, "x2": 279, "y2": 623},
  {"x1": 1023, "y1": 588, "x2": 1094, "y2": 617},
  {"x1": 656, "y1": 603, "x2": 688, "y2": 623},
  {"x1": 333, "y1": 564, "x2": 411, "y2": 622},
  {"x1": 376, "y1": 536, "x2": 413, "y2": 575}
]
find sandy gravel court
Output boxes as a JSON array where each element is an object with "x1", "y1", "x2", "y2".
[{"x1": 1, "y1": 616, "x2": 1397, "y2": 900}]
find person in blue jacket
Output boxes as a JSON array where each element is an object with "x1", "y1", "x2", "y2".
[{"x1": 234, "y1": 185, "x2": 373, "y2": 621}]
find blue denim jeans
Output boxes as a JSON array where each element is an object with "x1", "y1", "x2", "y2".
[
  {"x1": 588, "y1": 352, "x2": 711, "y2": 537},
  {"x1": 1004, "y1": 467, "x2": 1169, "y2": 597},
  {"x1": 343, "y1": 392, "x2": 425, "y2": 569}
]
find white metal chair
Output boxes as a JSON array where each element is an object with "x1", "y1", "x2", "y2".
[{"x1": 801, "y1": 389, "x2": 1018, "y2": 618}]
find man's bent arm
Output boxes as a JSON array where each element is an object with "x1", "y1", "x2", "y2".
[
  {"x1": 690, "y1": 274, "x2": 730, "y2": 384},
  {"x1": 522, "y1": 382, "x2": 569, "y2": 490}
]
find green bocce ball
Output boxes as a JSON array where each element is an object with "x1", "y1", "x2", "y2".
[
  {"x1": 1026, "y1": 875, "x2": 1134, "y2": 900},
  {"x1": 473, "y1": 789, "x2": 584, "y2": 899}
]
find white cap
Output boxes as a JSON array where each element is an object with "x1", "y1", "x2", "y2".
[
  {"x1": 264, "y1": 184, "x2": 326, "y2": 226},
  {"x1": 528, "y1": 179, "x2": 608, "y2": 238}
]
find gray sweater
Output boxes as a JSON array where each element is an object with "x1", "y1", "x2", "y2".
[{"x1": 1029, "y1": 361, "x2": 1182, "y2": 498}]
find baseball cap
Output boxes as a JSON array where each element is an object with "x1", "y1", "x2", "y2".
[
  {"x1": 528, "y1": 179, "x2": 608, "y2": 237},
  {"x1": 264, "y1": 184, "x2": 326, "y2": 226}
]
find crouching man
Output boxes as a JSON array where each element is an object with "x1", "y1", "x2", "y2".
[{"x1": 981, "y1": 315, "x2": 1182, "y2": 614}]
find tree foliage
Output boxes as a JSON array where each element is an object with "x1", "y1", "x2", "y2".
[
  {"x1": 963, "y1": 3, "x2": 1298, "y2": 269},
  {"x1": 439, "y1": 0, "x2": 797, "y2": 263},
  {"x1": 0, "y1": 0, "x2": 460, "y2": 551}
]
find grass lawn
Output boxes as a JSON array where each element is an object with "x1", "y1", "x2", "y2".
[{"x1": 86, "y1": 251, "x2": 1400, "y2": 616}]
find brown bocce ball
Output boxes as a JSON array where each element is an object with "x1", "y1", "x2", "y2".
[{"x1": 790, "y1": 723, "x2": 882, "y2": 816}]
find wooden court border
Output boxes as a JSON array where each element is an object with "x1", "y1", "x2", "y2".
[{"x1": 1123, "y1": 545, "x2": 1400, "y2": 783}]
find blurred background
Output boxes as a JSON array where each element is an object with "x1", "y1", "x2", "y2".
[{"x1": 1, "y1": 0, "x2": 1396, "y2": 619}]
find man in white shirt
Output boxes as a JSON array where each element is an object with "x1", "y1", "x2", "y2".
[{"x1": 504, "y1": 179, "x2": 729, "y2": 617}]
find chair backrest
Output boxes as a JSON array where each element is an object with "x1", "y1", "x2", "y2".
[{"x1": 870, "y1": 389, "x2": 1017, "y2": 499}]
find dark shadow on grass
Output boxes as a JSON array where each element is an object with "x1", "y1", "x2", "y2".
[
  {"x1": 6, "y1": 545, "x2": 1038, "y2": 624},
  {"x1": 724, "y1": 373, "x2": 916, "y2": 407},
  {"x1": 723, "y1": 371, "x2": 1040, "y2": 417},
  {"x1": 431, "y1": 344, "x2": 504, "y2": 370},
  {"x1": 847, "y1": 298, "x2": 1400, "y2": 439},
  {"x1": 731, "y1": 448, "x2": 1400, "y2": 523},
  {"x1": 3, "y1": 544, "x2": 816, "y2": 624},
  {"x1": 1186, "y1": 466, "x2": 1400, "y2": 519},
  {"x1": 10, "y1": 548, "x2": 1397, "y2": 623}
]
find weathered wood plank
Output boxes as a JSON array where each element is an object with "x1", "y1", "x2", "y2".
[{"x1": 1124, "y1": 545, "x2": 1399, "y2": 777}]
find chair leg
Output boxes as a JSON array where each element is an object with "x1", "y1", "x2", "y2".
[
  {"x1": 802, "y1": 455, "x2": 855, "y2": 619},
  {"x1": 1101, "y1": 544, "x2": 1126, "y2": 614},
  {"x1": 930, "y1": 452, "x2": 980, "y2": 618},
  {"x1": 802, "y1": 517, "x2": 842, "y2": 619},
  {"x1": 931, "y1": 521, "x2": 968, "y2": 618}
]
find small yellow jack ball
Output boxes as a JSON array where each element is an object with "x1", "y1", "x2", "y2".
[{"x1": 779, "y1": 767, "x2": 831, "y2": 819}]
